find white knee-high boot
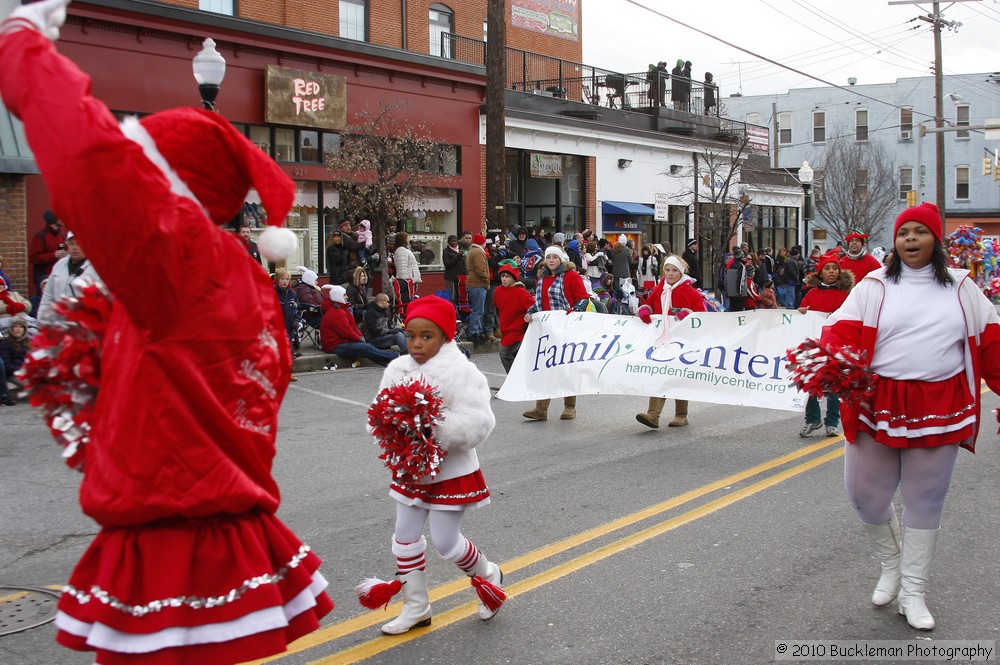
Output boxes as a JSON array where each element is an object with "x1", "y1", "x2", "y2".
[
  {"x1": 897, "y1": 527, "x2": 939, "y2": 630},
  {"x1": 861, "y1": 507, "x2": 901, "y2": 606},
  {"x1": 356, "y1": 537, "x2": 432, "y2": 635},
  {"x1": 441, "y1": 536, "x2": 507, "y2": 620}
]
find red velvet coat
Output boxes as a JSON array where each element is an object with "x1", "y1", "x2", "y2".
[
  {"x1": 646, "y1": 277, "x2": 707, "y2": 314},
  {"x1": 0, "y1": 28, "x2": 290, "y2": 527}
]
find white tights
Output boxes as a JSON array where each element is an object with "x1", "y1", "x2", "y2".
[
  {"x1": 843, "y1": 432, "x2": 959, "y2": 530},
  {"x1": 393, "y1": 503, "x2": 464, "y2": 557}
]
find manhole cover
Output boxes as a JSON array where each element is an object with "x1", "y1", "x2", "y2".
[{"x1": 0, "y1": 586, "x2": 60, "y2": 637}]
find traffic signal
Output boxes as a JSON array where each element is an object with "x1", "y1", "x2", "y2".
[
  {"x1": 906, "y1": 190, "x2": 917, "y2": 207},
  {"x1": 984, "y1": 157, "x2": 993, "y2": 176}
]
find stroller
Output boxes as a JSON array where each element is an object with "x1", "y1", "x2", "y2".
[{"x1": 296, "y1": 303, "x2": 322, "y2": 349}]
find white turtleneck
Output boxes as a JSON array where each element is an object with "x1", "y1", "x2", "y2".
[{"x1": 871, "y1": 264, "x2": 965, "y2": 381}]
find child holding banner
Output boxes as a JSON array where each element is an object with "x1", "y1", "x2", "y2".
[
  {"x1": 796, "y1": 252, "x2": 854, "y2": 437},
  {"x1": 522, "y1": 247, "x2": 590, "y2": 421},
  {"x1": 817, "y1": 203, "x2": 1000, "y2": 631},
  {"x1": 634, "y1": 255, "x2": 706, "y2": 428},
  {"x1": 358, "y1": 296, "x2": 507, "y2": 634},
  {"x1": 493, "y1": 263, "x2": 535, "y2": 373}
]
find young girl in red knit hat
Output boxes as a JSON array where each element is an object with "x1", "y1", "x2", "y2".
[
  {"x1": 819, "y1": 202, "x2": 1000, "y2": 631},
  {"x1": 796, "y1": 252, "x2": 854, "y2": 438},
  {"x1": 358, "y1": 295, "x2": 507, "y2": 634}
]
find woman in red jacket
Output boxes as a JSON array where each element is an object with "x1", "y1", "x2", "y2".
[
  {"x1": 635, "y1": 255, "x2": 706, "y2": 428},
  {"x1": 797, "y1": 252, "x2": 854, "y2": 438},
  {"x1": 521, "y1": 246, "x2": 589, "y2": 421}
]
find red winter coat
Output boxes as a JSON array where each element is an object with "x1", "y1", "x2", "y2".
[
  {"x1": 0, "y1": 29, "x2": 290, "y2": 527},
  {"x1": 29, "y1": 224, "x2": 65, "y2": 279},
  {"x1": 320, "y1": 302, "x2": 363, "y2": 352},
  {"x1": 646, "y1": 277, "x2": 707, "y2": 314},
  {"x1": 492, "y1": 283, "x2": 536, "y2": 346},
  {"x1": 839, "y1": 253, "x2": 882, "y2": 282}
]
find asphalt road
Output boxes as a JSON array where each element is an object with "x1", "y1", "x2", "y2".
[{"x1": 2, "y1": 353, "x2": 999, "y2": 665}]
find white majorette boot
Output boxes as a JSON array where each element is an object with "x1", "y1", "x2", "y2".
[
  {"x1": 441, "y1": 537, "x2": 507, "y2": 620},
  {"x1": 896, "y1": 526, "x2": 939, "y2": 630},
  {"x1": 356, "y1": 537, "x2": 432, "y2": 635},
  {"x1": 467, "y1": 554, "x2": 506, "y2": 620},
  {"x1": 861, "y1": 508, "x2": 901, "y2": 607}
]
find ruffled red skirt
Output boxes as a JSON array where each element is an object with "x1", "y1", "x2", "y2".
[
  {"x1": 55, "y1": 509, "x2": 333, "y2": 665},
  {"x1": 857, "y1": 373, "x2": 976, "y2": 451},
  {"x1": 390, "y1": 470, "x2": 491, "y2": 511}
]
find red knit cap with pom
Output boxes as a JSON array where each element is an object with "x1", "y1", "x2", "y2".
[
  {"x1": 404, "y1": 295, "x2": 456, "y2": 341},
  {"x1": 817, "y1": 252, "x2": 841, "y2": 272},
  {"x1": 894, "y1": 202, "x2": 943, "y2": 243}
]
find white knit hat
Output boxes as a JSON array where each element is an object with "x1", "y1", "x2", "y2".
[
  {"x1": 544, "y1": 246, "x2": 569, "y2": 262},
  {"x1": 327, "y1": 285, "x2": 348, "y2": 304}
]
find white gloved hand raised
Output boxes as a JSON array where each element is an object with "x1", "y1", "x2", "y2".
[{"x1": 4, "y1": 0, "x2": 70, "y2": 41}]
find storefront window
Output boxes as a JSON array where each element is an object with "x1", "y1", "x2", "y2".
[
  {"x1": 275, "y1": 128, "x2": 295, "y2": 162},
  {"x1": 322, "y1": 133, "x2": 341, "y2": 161},
  {"x1": 249, "y1": 126, "x2": 271, "y2": 156},
  {"x1": 504, "y1": 149, "x2": 587, "y2": 234},
  {"x1": 299, "y1": 130, "x2": 320, "y2": 163}
]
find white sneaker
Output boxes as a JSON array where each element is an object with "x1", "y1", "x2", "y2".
[
  {"x1": 799, "y1": 422, "x2": 822, "y2": 438},
  {"x1": 825, "y1": 425, "x2": 839, "y2": 436}
]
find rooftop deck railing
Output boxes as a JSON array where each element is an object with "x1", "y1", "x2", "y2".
[{"x1": 440, "y1": 33, "x2": 720, "y2": 119}]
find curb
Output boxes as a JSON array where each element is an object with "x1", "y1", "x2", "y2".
[{"x1": 293, "y1": 339, "x2": 500, "y2": 373}]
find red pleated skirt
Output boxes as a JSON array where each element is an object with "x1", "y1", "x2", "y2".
[
  {"x1": 857, "y1": 373, "x2": 976, "y2": 450},
  {"x1": 55, "y1": 509, "x2": 333, "y2": 665},
  {"x1": 390, "y1": 469, "x2": 491, "y2": 510}
]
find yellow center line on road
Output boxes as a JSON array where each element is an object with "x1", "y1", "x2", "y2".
[
  {"x1": 0, "y1": 591, "x2": 28, "y2": 604},
  {"x1": 248, "y1": 436, "x2": 842, "y2": 664},
  {"x1": 307, "y1": 445, "x2": 846, "y2": 665}
]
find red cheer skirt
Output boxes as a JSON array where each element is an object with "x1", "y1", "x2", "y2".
[
  {"x1": 390, "y1": 469, "x2": 491, "y2": 511},
  {"x1": 54, "y1": 509, "x2": 333, "y2": 665},
  {"x1": 857, "y1": 373, "x2": 976, "y2": 450}
]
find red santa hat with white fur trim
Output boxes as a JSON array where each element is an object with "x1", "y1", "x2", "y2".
[{"x1": 120, "y1": 107, "x2": 297, "y2": 261}]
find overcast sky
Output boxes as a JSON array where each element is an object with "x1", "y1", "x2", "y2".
[{"x1": 582, "y1": 0, "x2": 998, "y2": 98}]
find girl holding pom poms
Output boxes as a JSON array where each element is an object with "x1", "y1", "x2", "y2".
[
  {"x1": 811, "y1": 203, "x2": 1000, "y2": 631},
  {"x1": 358, "y1": 295, "x2": 506, "y2": 634}
]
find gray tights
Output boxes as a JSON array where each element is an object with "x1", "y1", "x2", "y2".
[{"x1": 843, "y1": 432, "x2": 959, "y2": 530}]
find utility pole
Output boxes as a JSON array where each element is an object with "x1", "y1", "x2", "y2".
[
  {"x1": 891, "y1": 0, "x2": 976, "y2": 228},
  {"x1": 485, "y1": 0, "x2": 506, "y2": 233}
]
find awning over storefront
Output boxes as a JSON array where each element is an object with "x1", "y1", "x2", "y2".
[
  {"x1": 602, "y1": 200, "x2": 655, "y2": 216},
  {"x1": 0, "y1": 101, "x2": 38, "y2": 174}
]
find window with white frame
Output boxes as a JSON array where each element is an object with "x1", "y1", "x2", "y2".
[
  {"x1": 956, "y1": 104, "x2": 970, "y2": 139},
  {"x1": 199, "y1": 0, "x2": 233, "y2": 14},
  {"x1": 430, "y1": 4, "x2": 454, "y2": 58},
  {"x1": 340, "y1": 0, "x2": 367, "y2": 41},
  {"x1": 898, "y1": 166, "x2": 913, "y2": 200},
  {"x1": 856, "y1": 109, "x2": 869, "y2": 141},
  {"x1": 856, "y1": 169, "x2": 869, "y2": 197},
  {"x1": 812, "y1": 111, "x2": 826, "y2": 143},
  {"x1": 778, "y1": 112, "x2": 792, "y2": 145},
  {"x1": 900, "y1": 107, "x2": 913, "y2": 139},
  {"x1": 955, "y1": 165, "x2": 970, "y2": 200},
  {"x1": 746, "y1": 112, "x2": 761, "y2": 126}
]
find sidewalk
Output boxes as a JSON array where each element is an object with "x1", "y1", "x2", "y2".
[{"x1": 293, "y1": 337, "x2": 498, "y2": 373}]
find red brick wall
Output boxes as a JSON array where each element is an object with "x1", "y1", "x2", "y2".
[
  {"x1": 159, "y1": 0, "x2": 582, "y2": 63},
  {"x1": 0, "y1": 175, "x2": 28, "y2": 293}
]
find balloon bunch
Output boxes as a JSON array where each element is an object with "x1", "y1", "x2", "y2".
[
  {"x1": 15, "y1": 279, "x2": 113, "y2": 471},
  {"x1": 946, "y1": 225, "x2": 984, "y2": 275},
  {"x1": 367, "y1": 377, "x2": 446, "y2": 484}
]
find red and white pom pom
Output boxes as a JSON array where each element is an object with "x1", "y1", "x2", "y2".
[
  {"x1": 258, "y1": 225, "x2": 298, "y2": 262},
  {"x1": 16, "y1": 279, "x2": 113, "y2": 471},
  {"x1": 470, "y1": 575, "x2": 507, "y2": 613},
  {"x1": 786, "y1": 337, "x2": 875, "y2": 403},
  {"x1": 356, "y1": 577, "x2": 403, "y2": 610},
  {"x1": 368, "y1": 378, "x2": 446, "y2": 484}
]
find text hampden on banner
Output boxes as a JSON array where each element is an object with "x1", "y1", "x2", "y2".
[{"x1": 496, "y1": 310, "x2": 827, "y2": 411}]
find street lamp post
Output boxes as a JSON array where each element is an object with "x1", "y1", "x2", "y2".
[
  {"x1": 798, "y1": 160, "x2": 814, "y2": 250},
  {"x1": 192, "y1": 38, "x2": 226, "y2": 112}
]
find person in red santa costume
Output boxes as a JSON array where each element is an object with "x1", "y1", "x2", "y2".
[
  {"x1": 0, "y1": 1, "x2": 333, "y2": 663},
  {"x1": 819, "y1": 202, "x2": 1000, "y2": 630},
  {"x1": 838, "y1": 228, "x2": 883, "y2": 281},
  {"x1": 357, "y1": 296, "x2": 507, "y2": 634},
  {"x1": 634, "y1": 254, "x2": 707, "y2": 429}
]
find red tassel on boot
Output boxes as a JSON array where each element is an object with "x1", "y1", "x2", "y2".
[
  {"x1": 356, "y1": 577, "x2": 403, "y2": 610},
  {"x1": 470, "y1": 575, "x2": 507, "y2": 613}
]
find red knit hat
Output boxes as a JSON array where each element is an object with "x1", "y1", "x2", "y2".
[
  {"x1": 473, "y1": 233, "x2": 487, "y2": 246},
  {"x1": 121, "y1": 108, "x2": 297, "y2": 261},
  {"x1": 894, "y1": 202, "x2": 943, "y2": 243},
  {"x1": 404, "y1": 295, "x2": 456, "y2": 340},
  {"x1": 499, "y1": 264, "x2": 520, "y2": 278},
  {"x1": 817, "y1": 251, "x2": 840, "y2": 272}
]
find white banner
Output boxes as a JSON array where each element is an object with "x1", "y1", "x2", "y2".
[{"x1": 496, "y1": 310, "x2": 828, "y2": 411}]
